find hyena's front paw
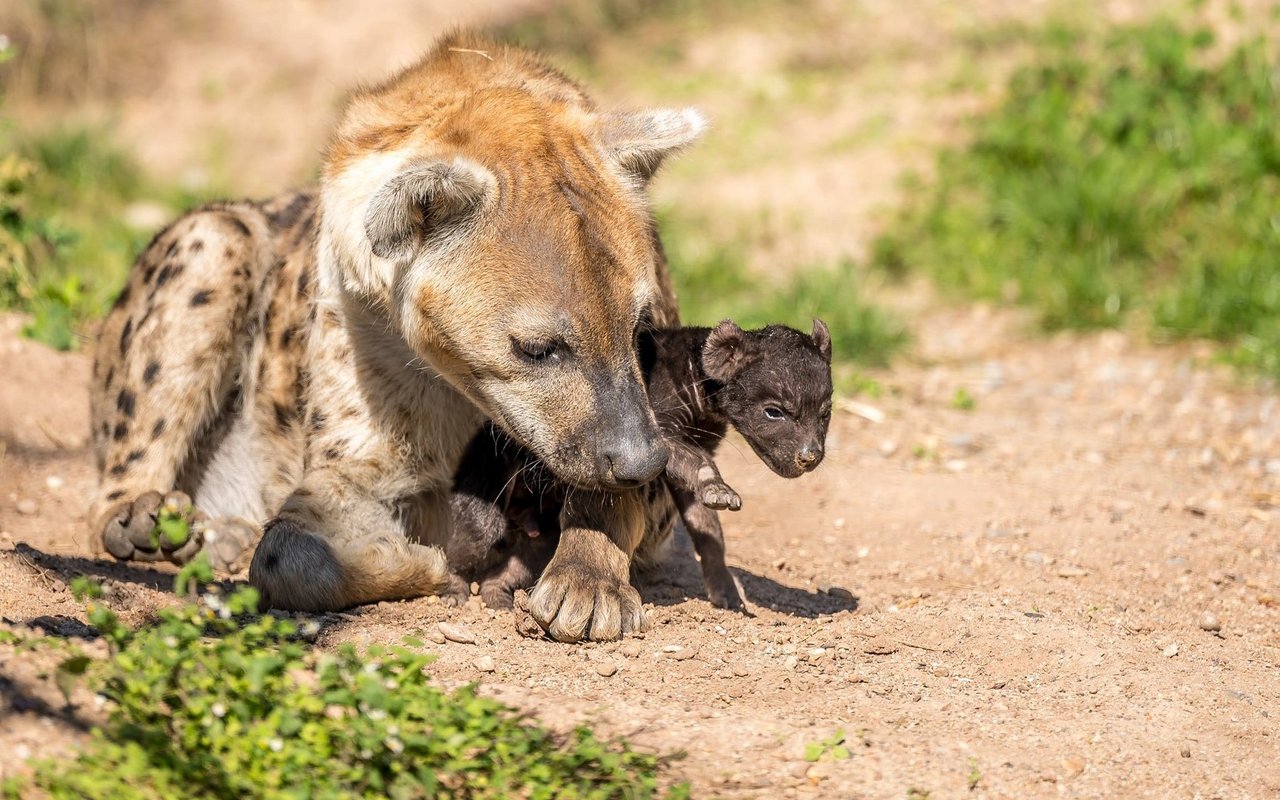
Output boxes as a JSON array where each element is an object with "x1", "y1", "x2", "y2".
[
  {"x1": 700, "y1": 480, "x2": 742, "y2": 512},
  {"x1": 101, "y1": 491, "x2": 204, "y2": 564},
  {"x1": 528, "y1": 560, "x2": 647, "y2": 642}
]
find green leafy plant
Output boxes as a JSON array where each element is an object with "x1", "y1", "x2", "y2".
[
  {"x1": 660, "y1": 211, "x2": 907, "y2": 390},
  {"x1": 803, "y1": 729, "x2": 851, "y2": 763},
  {"x1": 950, "y1": 387, "x2": 975, "y2": 411},
  {"x1": 9, "y1": 577, "x2": 686, "y2": 799},
  {"x1": 875, "y1": 10, "x2": 1280, "y2": 375}
]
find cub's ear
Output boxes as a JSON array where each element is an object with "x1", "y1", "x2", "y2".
[
  {"x1": 811, "y1": 318, "x2": 832, "y2": 362},
  {"x1": 598, "y1": 108, "x2": 707, "y2": 182},
  {"x1": 364, "y1": 157, "x2": 493, "y2": 261},
  {"x1": 702, "y1": 319, "x2": 748, "y2": 382}
]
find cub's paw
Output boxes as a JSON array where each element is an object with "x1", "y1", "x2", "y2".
[
  {"x1": 101, "y1": 491, "x2": 205, "y2": 564},
  {"x1": 441, "y1": 573, "x2": 472, "y2": 607},
  {"x1": 527, "y1": 562, "x2": 647, "y2": 643},
  {"x1": 699, "y1": 480, "x2": 742, "y2": 512},
  {"x1": 479, "y1": 582, "x2": 516, "y2": 610},
  {"x1": 705, "y1": 567, "x2": 748, "y2": 612}
]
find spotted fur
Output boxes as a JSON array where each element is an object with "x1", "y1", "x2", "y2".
[{"x1": 88, "y1": 32, "x2": 698, "y2": 638}]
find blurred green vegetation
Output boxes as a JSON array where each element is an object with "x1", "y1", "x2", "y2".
[
  {"x1": 0, "y1": 119, "x2": 211, "y2": 349},
  {"x1": 875, "y1": 10, "x2": 1280, "y2": 374},
  {"x1": 660, "y1": 209, "x2": 906, "y2": 391}
]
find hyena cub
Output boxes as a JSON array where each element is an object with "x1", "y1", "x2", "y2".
[{"x1": 446, "y1": 319, "x2": 834, "y2": 611}]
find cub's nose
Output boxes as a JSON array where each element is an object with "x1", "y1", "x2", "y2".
[
  {"x1": 796, "y1": 445, "x2": 823, "y2": 471},
  {"x1": 598, "y1": 439, "x2": 670, "y2": 488}
]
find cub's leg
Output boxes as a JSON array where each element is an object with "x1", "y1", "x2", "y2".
[
  {"x1": 477, "y1": 531, "x2": 557, "y2": 610},
  {"x1": 663, "y1": 439, "x2": 741, "y2": 511},
  {"x1": 669, "y1": 483, "x2": 747, "y2": 611},
  {"x1": 90, "y1": 206, "x2": 272, "y2": 568}
]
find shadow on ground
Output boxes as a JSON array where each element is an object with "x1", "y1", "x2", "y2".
[{"x1": 638, "y1": 531, "x2": 858, "y2": 617}]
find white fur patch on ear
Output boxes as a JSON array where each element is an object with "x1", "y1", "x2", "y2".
[
  {"x1": 364, "y1": 156, "x2": 493, "y2": 262},
  {"x1": 599, "y1": 107, "x2": 707, "y2": 181}
]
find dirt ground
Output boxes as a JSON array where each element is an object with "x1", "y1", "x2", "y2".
[
  {"x1": 4, "y1": 1, "x2": 1280, "y2": 796},
  {"x1": 2, "y1": 299, "x2": 1278, "y2": 798}
]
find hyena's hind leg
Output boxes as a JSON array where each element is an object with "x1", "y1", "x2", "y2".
[{"x1": 90, "y1": 204, "x2": 272, "y2": 569}]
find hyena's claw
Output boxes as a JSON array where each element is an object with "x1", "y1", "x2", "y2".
[
  {"x1": 199, "y1": 517, "x2": 260, "y2": 574},
  {"x1": 102, "y1": 491, "x2": 167, "y2": 562},
  {"x1": 100, "y1": 491, "x2": 256, "y2": 573},
  {"x1": 700, "y1": 481, "x2": 742, "y2": 512},
  {"x1": 528, "y1": 563, "x2": 647, "y2": 642}
]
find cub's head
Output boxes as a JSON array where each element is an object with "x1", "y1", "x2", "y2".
[
  {"x1": 320, "y1": 38, "x2": 704, "y2": 489},
  {"x1": 702, "y1": 319, "x2": 834, "y2": 478}
]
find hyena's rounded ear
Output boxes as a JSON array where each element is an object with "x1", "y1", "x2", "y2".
[
  {"x1": 811, "y1": 318, "x2": 832, "y2": 362},
  {"x1": 364, "y1": 157, "x2": 494, "y2": 261},
  {"x1": 702, "y1": 319, "x2": 747, "y2": 383},
  {"x1": 598, "y1": 108, "x2": 707, "y2": 182}
]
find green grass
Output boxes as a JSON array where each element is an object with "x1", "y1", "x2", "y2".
[
  {"x1": 4, "y1": 572, "x2": 686, "y2": 800},
  {"x1": 873, "y1": 9, "x2": 1280, "y2": 374},
  {"x1": 660, "y1": 211, "x2": 908, "y2": 391},
  {"x1": 0, "y1": 114, "x2": 214, "y2": 349}
]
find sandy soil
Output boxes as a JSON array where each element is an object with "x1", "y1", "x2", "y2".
[
  {"x1": 2, "y1": 302, "x2": 1278, "y2": 798},
  {"x1": 4, "y1": 2, "x2": 1280, "y2": 796}
]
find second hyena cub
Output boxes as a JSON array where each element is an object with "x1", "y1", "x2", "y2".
[{"x1": 447, "y1": 319, "x2": 834, "y2": 611}]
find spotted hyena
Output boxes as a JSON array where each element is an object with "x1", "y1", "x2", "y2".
[{"x1": 88, "y1": 32, "x2": 705, "y2": 642}]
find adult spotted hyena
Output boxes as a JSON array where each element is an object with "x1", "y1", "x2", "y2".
[{"x1": 88, "y1": 32, "x2": 701, "y2": 642}]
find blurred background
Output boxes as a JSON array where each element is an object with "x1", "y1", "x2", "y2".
[{"x1": 1, "y1": 0, "x2": 1277, "y2": 388}]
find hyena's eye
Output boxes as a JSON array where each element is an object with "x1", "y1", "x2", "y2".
[{"x1": 513, "y1": 337, "x2": 565, "y2": 364}]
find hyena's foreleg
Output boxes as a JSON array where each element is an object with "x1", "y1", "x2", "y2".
[
  {"x1": 249, "y1": 469, "x2": 454, "y2": 612},
  {"x1": 89, "y1": 204, "x2": 272, "y2": 567}
]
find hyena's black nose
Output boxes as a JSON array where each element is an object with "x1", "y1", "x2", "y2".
[
  {"x1": 796, "y1": 445, "x2": 823, "y2": 470},
  {"x1": 599, "y1": 438, "x2": 669, "y2": 488}
]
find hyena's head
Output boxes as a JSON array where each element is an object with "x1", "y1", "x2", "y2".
[
  {"x1": 702, "y1": 319, "x2": 834, "y2": 478},
  {"x1": 320, "y1": 37, "x2": 704, "y2": 489}
]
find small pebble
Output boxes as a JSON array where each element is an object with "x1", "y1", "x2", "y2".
[
  {"x1": 666, "y1": 646, "x2": 698, "y2": 661},
  {"x1": 424, "y1": 628, "x2": 447, "y2": 645},
  {"x1": 438, "y1": 622, "x2": 476, "y2": 644},
  {"x1": 1162, "y1": 643, "x2": 1179, "y2": 658},
  {"x1": 620, "y1": 641, "x2": 643, "y2": 659},
  {"x1": 783, "y1": 655, "x2": 799, "y2": 670},
  {"x1": 45, "y1": 475, "x2": 64, "y2": 490},
  {"x1": 1180, "y1": 746, "x2": 1191, "y2": 758},
  {"x1": 595, "y1": 662, "x2": 618, "y2": 677},
  {"x1": 1198, "y1": 612, "x2": 1221, "y2": 633},
  {"x1": 473, "y1": 655, "x2": 496, "y2": 673},
  {"x1": 15, "y1": 498, "x2": 37, "y2": 516},
  {"x1": 827, "y1": 586, "x2": 855, "y2": 602}
]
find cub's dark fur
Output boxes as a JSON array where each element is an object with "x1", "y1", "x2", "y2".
[{"x1": 446, "y1": 319, "x2": 834, "y2": 610}]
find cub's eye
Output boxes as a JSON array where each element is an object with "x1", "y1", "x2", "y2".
[
  {"x1": 513, "y1": 337, "x2": 563, "y2": 363},
  {"x1": 763, "y1": 406, "x2": 786, "y2": 421}
]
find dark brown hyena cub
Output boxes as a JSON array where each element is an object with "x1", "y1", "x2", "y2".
[{"x1": 445, "y1": 319, "x2": 834, "y2": 611}]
